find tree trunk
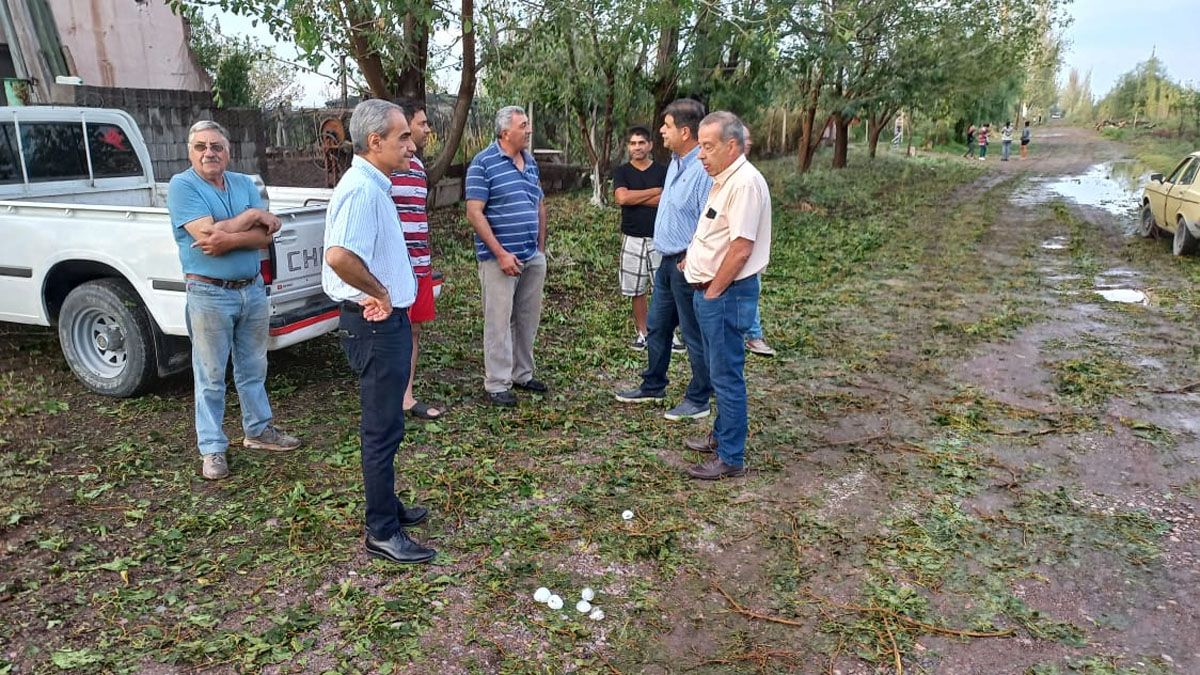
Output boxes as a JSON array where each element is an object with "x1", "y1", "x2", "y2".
[
  {"x1": 650, "y1": 16, "x2": 679, "y2": 163},
  {"x1": 867, "y1": 119, "x2": 884, "y2": 158},
  {"x1": 396, "y1": 5, "x2": 431, "y2": 101},
  {"x1": 425, "y1": 0, "x2": 475, "y2": 186},
  {"x1": 335, "y1": 1, "x2": 393, "y2": 98},
  {"x1": 831, "y1": 113, "x2": 850, "y2": 169}
]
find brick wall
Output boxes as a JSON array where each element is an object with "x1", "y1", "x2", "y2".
[{"x1": 70, "y1": 86, "x2": 268, "y2": 181}]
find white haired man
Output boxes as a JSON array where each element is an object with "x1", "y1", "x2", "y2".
[{"x1": 167, "y1": 120, "x2": 301, "y2": 481}]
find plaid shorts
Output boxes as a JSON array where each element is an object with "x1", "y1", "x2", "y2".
[{"x1": 619, "y1": 235, "x2": 661, "y2": 297}]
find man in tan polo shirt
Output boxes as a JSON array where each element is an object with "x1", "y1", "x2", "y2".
[{"x1": 682, "y1": 111, "x2": 771, "y2": 480}]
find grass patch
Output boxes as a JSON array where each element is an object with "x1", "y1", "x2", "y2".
[{"x1": 1, "y1": 146, "x2": 1177, "y2": 674}]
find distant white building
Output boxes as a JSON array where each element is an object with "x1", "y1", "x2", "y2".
[{"x1": 0, "y1": 0, "x2": 209, "y2": 104}]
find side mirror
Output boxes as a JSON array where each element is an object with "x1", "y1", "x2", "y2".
[{"x1": 1150, "y1": 173, "x2": 1164, "y2": 183}]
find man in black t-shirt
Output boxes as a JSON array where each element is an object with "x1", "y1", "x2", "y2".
[{"x1": 612, "y1": 126, "x2": 668, "y2": 350}]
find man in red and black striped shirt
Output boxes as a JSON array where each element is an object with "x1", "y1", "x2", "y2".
[{"x1": 390, "y1": 101, "x2": 442, "y2": 419}]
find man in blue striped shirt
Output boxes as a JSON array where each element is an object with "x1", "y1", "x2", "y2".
[
  {"x1": 616, "y1": 99, "x2": 715, "y2": 422},
  {"x1": 323, "y1": 99, "x2": 435, "y2": 565},
  {"x1": 465, "y1": 105, "x2": 549, "y2": 406}
]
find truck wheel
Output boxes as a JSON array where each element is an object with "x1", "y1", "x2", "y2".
[
  {"x1": 1173, "y1": 217, "x2": 1198, "y2": 257},
  {"x1": 57, "y1": 279, "x2": 157, "y2": 397}
]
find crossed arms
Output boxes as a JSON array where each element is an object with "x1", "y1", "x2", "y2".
[{"x1": 183, "y1": 207, "x2": 281, "y2": 257}]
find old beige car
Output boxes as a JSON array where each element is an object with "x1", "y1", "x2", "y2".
[{"x1": 1140, "y1": 151, "x2": 1200, "y2": 255}]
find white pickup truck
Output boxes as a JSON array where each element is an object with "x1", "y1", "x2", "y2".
[{"x1": 0, "y1": 106, "x2": 337, "y2": 397}]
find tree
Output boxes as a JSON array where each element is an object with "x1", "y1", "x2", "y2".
[
  {"x1": 484, "y1": 0, "x2": 658, "y2": 206},
  {"x1": 170, "y1": 0, "x2": 477, "y2": 184}
]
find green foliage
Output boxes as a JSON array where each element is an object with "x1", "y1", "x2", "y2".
[{"x1": 213, "y1": 50, "x2": 255, "y2": 108}]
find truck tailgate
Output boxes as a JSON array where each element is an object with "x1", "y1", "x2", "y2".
[{"x1": 266, "y1": 206, "x2": 338, "y2": 346}]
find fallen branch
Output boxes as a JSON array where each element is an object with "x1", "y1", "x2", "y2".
[
  {"x1": 712, "y1": 582, "x2": 806, "y2": 627},
  {"x1": 884, "y1": 618, "x2": 903, "y2": 674},
  {"x1": 802, "y1": 588, "x2": 1015, "y2": 639},
  {"x1": 1153, "y1": 380, "x2": 1200, "y2": 394}
]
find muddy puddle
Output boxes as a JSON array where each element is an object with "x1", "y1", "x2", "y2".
[
  {"x1": 1094, "y1": 288, "x2": 1149, "y2": 305},
  {"x1": 1013, "y1": 160, "x2": 1150, "y2": 219}
]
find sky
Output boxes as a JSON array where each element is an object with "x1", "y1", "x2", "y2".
[
  {"x1": 208, "y1": 1, "x2": 1200, "y2": 108},
  {"x1": 1061, "y1": 0, "x2": 1200, "y2": 96}
]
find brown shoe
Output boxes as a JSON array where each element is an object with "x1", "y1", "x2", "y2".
[
  {"x1": 683, "y1": 434, "x2": 717, "y2": 453},
  {"x1": 686, "y1": 457, "x2": 746, "y2": 480}
]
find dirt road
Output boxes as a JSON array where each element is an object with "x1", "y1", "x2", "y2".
[{"x1": 644, "y1": 126, "x2": 1200, "y2": 673}]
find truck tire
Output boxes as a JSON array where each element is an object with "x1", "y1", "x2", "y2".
[
  {"x1": 57, "y1": 279, "x2": 157, "y2": 397},
  {"x1": 1173, "y1": 217, "x2": 1198, "y2": 257}
]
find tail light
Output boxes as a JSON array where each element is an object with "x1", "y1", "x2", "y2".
[
  {"x1": 260, "y1": 257, "x2": 274, "y2": 285},
  {"x1": 431, "y1": 270, "x2": 443, "y2": 299}
]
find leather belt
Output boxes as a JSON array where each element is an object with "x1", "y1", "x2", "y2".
[
  {"x1": 185, "y1": 273, "x2": 257, "y2": 289},
  {"x1": 690, "y1": 280, "x2": 712, "y2": 291},
  {"x1": 340, "y1": 301, "x2": 363, "y2": 313}
]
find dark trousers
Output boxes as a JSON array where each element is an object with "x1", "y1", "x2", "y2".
[
  {"x1": 339, "y1": 308, "x2": 412, "y2": 540},
  {"x1": 641, "y1": 252, "x2": 712, "y2": 405}
]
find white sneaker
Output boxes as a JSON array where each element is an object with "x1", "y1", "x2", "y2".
[
  {"x1": 202, "y1": 453, "x2": 229, "y2": 480},
  {"x1": 746, "y1": 338, "x2": 777, "y2": 357}
]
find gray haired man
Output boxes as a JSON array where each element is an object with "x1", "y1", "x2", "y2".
[
  {"x1": 464, "y1": 106, "x2": 549, "y2": 406},
  {"x1": 167, "y1": 120, "x2": 301, "y2": 481},
  {"x1": 323, "y1": 99, "x2": 436, "y2": 565}
]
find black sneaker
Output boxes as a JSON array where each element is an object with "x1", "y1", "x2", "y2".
[
  {"x1": 488, "y1": 390, "x2": 518, "y2": 406},
  {"x1": 615, "y1": 387, "x2": 665, "y2": 403},
  {"x1": 514, "y1": 378, "x2": 548, "y2": 393}
]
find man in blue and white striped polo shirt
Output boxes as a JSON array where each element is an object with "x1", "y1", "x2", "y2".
[
  {"x1": 465, "y1": 105, "x2": 549, "y2": 407},
  {"x1": 616, "y1": 98, "x2": 715, "y2": 423},
  {"x1": 323, "y1": 99, "x2": 436, "y2": 565}
]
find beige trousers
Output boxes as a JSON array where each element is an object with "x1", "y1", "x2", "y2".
[{"x1": 478, "y1": 252, "x2": 546, "y2": 393}]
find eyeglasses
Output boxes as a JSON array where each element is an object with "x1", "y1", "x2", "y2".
[{"x1": 191, "y1": 142, "x2": 226, "y2": 153}]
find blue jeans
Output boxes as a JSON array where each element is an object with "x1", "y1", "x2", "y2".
[
  {"x1": 693, "y1": 275, "x2": 759, "y2": 467},
  {"x1": 339, "y1": 308, "x2": 412, "y2": 540},
  {"x1": 745, "y1": 305, "x2": 764, "y2": 341},
  {"x1": 185, "y1": 279, "x2": 273, "y2": 456},
  {"x1": 641, "y1": 252, "x2": 711, "y2": 405},
  {"x1": 1002, "y1": 140, "x2": 1012, "y2": 160}
]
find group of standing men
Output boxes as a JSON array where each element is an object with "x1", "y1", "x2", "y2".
[
  {"x1": 166, "y1": 95, "x2": 771, "y2": 565},
  {"x1": 613, "y1": 99, "x2": 773, "y2": 480}
]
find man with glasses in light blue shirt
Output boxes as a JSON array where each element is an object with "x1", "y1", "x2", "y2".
[
  {"x1": 168, "y1": 120, "x2": 301, "y2": 483},
  {"x1": 323, "y1": 99, "x2": 436, "y2": 566},
  {"x1": 616, "y1": 98, "x2": 714, "y2": 422}
]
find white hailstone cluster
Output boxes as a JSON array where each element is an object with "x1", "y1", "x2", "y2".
[{"x1": 532, "y1": 586, "x2": 605, "y2": 620}]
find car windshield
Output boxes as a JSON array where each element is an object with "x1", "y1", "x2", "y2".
[{"x1": 1166, "y1": 158, "x2": 1194, "y2": 183}]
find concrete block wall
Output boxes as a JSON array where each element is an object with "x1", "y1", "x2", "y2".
[{"x1": 70, "y1": 86, "x2": 268, "y2": 181}]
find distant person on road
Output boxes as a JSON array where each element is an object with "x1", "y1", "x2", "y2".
[
  {"x1": 168, "y1": 120, "x2": 301, "y2": 482},
  {"x1": 615, "y1": 99, "x2": 715, "y2": 421},
  {"x1": 390, "y1": 99, "x2": 441, "y2": 420},
  {"x1": 1001, "y1": 121, "x2": 1014, "y2": 161},
  {"x1": 741, "y1": 130, "x2": 775, "y2": 357},
  {"x1": 612, "y1": 126, "x2": 666, "y2": 350},
  {"x1": 465, "y1": 106, "x2": 549, "y2": 407},
  {"x1": 323, "y1": 99, "x2": 436, "y2": 565},
  {"x1": 682, "y1": 111, "x2": 772, "y2": 480},
  {"x1": 978, "y1": 124, "x2": 990, "y2": 160},
  {"x1": 963, "y1": 125, "x2": 977, "y2": 159},
  {"x1": 1020, "y1": 120, "x2": 1031, "y2": 159}
]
